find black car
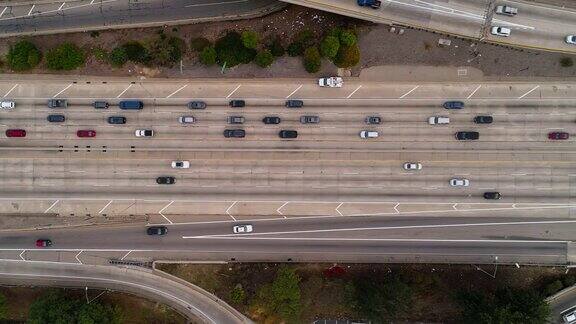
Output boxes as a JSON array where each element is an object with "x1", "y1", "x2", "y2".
[
  {"x1": 187, "y1": 101, "x2": 206, "y2": 109},
  {"x1": 108, "y1": 116, "x2": 127, "y2": 124},
  {"x1": 156, "y1": 176, "x2": 175, "y2": 185},
  {"x1": 224, "y1": 129, "x2": 245, "y2": 138},
  {"x1": 365, "y1": 116, "x2": 382, "y2": 124},
  {"x1": 285, "y1": 100, "x2": 304, "y2": 108},
  {"x1": 229, "y1": 100, "x2": 245, "y2": 108},
  {"x1": 443, "y1": 101, "x2": 464, "y2": 109},
  {"x1": 483, "y1": 192, "x2": 502, "y2": 200},
  {"x1": 279, "y1": 130, "x2": 298, "y2": 139},
  {"x1": 147, "y1": 226, "x2": 168, "y2": 235},
  {"x1": 48, "y1": 99, "x2": 67, "y2": 108},
  {"x1": 474, "y1": 115, "x2": 493, "y2": 124},
  {"x1": 263, "y1": 116, "x2": 281, "y2": 124},
  {"x1": 455, "y1": 131, "x2": 479, "y2": 140},
  {"x1": 47, "y1": 114, "x2": 65, "y2": 123}
]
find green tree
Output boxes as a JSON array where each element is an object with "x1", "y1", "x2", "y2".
[
  {"x1": 199, "y1": 46, "x2": 217, "y2": 65},
  {"x1": 230, "y1": 285, "x2": 246, "y2": 304},
  {"x1": 543, "y1": 280, "x2": 564, "y2": 296},
  {"x1": 45, "y1": 43, "x2": 85, "y2": 70},
  {"x1": 146, "y1": 34, "x2": 186, "y2": 67},
  {"x1": 241, "y1": 31, "x2": 259, "y2": 49},
  {"x1": 190, "y1": 37, "x2": 211, "y2": 52},
  {"x1": 268, "y1": 36, "x2": 285, "y2": 57},
  {"x1": 77, "y1": 302, "x2": 123, "y2": 324},
  {"x1": 350, "y1": 276, "x2": 412, "y2": 323},
  {"x1": 108, "y1": 46, "x2": 128, "y2": 67},
  {"x1": 215, "y1": 31, "x2": 255, "y2": 67},
  {"x1": 255, "y1": 50, "x2": 274, "y2": 68},
  {"x1": 333, "y1": 44, "x2": 360, "y2": 68},
  {"x1": 251, "y1": 266, "x2": 302, "y2": 323},
  {"x1": 339, "y1": 30, "x2": 357, "y2": 46},
  {"x1": 6, "y1": 40, "x2": 41, "y2": 71},
  {"x1": 320, "y1": 35, "x2": 340, "y2": 59},
  {"x1": 121, "y1": 41, "x2": 149, "y2": 64},
  {"x1": 303, "y1": 46, "x2": 321, "y2": 73},
  {"x1": 287, "y1": 42, "x2": 304, "y2": 57}
]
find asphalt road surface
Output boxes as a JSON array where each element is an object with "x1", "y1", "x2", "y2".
[
  {"x1": 0, "y1": 0, "x2": 282, "y2": 37},
  {"x1": 282, "y1": 0, "x2": 576, "y2": 53},
  {"x1": 0, "y1": 77, "x2": 575, "y2": 264}
]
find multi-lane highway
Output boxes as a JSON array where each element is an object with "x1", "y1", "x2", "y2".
[
  {"x1": 0, "y1": 0, "x2": 283, "y2": 37},
  {"x1": 282, "y1": 0, "x2": 576, "y2": 53},
  {"x1": 0, "y1": 77, "x2": 575, "y2": 264}
]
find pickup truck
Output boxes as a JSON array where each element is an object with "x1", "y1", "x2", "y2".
[
  {"x1": 48, "y1": 99, "x2": 67, "y2": 108},
  {"x1": 318, "y1": 77, "x2": 343, "y2": 88},
  {"x1": 357, "y1": 0, "x2": 381, "y2": 9},
  {"x1": 495, "y1": 5, "x2": 518, "y2": 16}
]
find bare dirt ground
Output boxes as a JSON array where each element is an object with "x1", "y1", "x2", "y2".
[
  {"x1": 158, "y1": 262, "x2": 568, "y2": 323},
  {"x1": 0, "y1": 286, "x2": 185, "y2": 323},
  {"x1": 0, "y1": 4, "x2": 574, "y2": 80}
]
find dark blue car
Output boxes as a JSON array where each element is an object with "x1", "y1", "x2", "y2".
[{"x1": 443, "y1": 101, "x2": 465, "y2": 109}]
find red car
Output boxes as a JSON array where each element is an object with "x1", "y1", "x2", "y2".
[
  {"x1": 548, "y1": 132, "x2": 569, "y2": 140},
  {"x1": 77, "y1": 130, "x2": 96, "y2": 138},
  {"x1": 5, "y1": 129, "x2": 26, "y2": 137},
  {"x1": 35, "y1": 239, "x2": 52, "y2": 247}
]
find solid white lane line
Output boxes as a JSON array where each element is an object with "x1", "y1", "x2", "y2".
[
  {"x1": 185, "y1": 219, "x2": 576, "y2": 239},
  {"x1": 44, "y1": 200, "x2": 59, "y2": 213},
  {"x1": 98, "y1": 200, "x2": 113, "y2": 214},
  {"x1": 226, "y1": 85, "x2": 241, "y2": 99},
  {"x1": 467, "y1": 85, "x2": 482, "y2": 99},
  {"x1": 120, "y1": 250, "x2": 132, "y2": 260},
  {"x1": 116, "y1": 84, "x2": 132, "y2": 98},
  {"x1": 348, "y1": 204, "x2": 576, "y2": 217},
  {"x1": 185, "y1": 0, "x2": 247, "y2": 7},
  {"x1": 0, "y1": 7, "x2": 7, "y2": 18},
  {"x1": 399, "y1": 85, "x2": 419, "y2": 99},
  {"x1": 285, "y1": 85, "x2": 302, "y2": 99},
  {"x1": 518, "y1": 85, "x2": 540, "y2": 99},
  {"x1": 347, "y1": 85, "x2": 362, "y2": 99},
  {"x1": 166, "y1": 84, "x2": 187, "y2": 98},
  {"x1": 52, "y1": 83, "x2": 73, "y2": 98},
  {"x1": 27, "y1": 4, "x2": 35, "y2": 15},
  {"x1": 159, "y1": 200, "x2": 174, "y2": 214},
  {"x1": 58, "y1": 2, "x2": 66, "y2": 10},
  {"x1": 75, "y1": 251, "x2": 83, "y2": 264},
  {"x1": 3, "y1": 84, "x2": 18, "y2": 98},
  {"x1": 225, "y1": 201, "x2": 237, "y2": 221}
]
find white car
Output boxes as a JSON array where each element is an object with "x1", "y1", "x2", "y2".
[
  {"x1": 566, "y1": 35, "x2": 576, "y2": 45},
  {"x1": 450, "y1": 178, "x2": 470, "y2": 187},
  {"x1": 403, "y1": 162, "x2": 422, "y2": 170},
  {"x1": 562, "y1": 307, "x2": 576, "y2": 324},
  {"x1": 491, "y1": 26, "x2": 511, "y2": 37},
  {"x1": 318, "y1": 77, "x2": 343, "y2": 88},
  {"x1": 171, "y1": 161, "x2": 190, "y2": 169},
  {"x1": 233, "y1": 224, "x2": 253, "y2": 234},
  {"x1": 0, "y1": 101, "x2": 15, "y2": 109},
  {"x1": 179, "y1": 116, "x2": 195, "y2": 124},
  {"x1": 428, "y1": 116, "x2": 450, "y2": 125},
  {"x1": 359, "y1": 130, "x2": 379, "y2": 138},
  {"x1": 495, "y1": 5, "x2": 517, "y2": 16},
  {"x1": 135, "y1": 129, "x2": 154, "y2": 137}
]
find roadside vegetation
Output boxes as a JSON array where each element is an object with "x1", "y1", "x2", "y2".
[
  {"x1": 3, "y1": 26, "x2": 361, "y2": 74},
  {"x1": 159, "y1": 262, "x2": 564, "y2": 323}
]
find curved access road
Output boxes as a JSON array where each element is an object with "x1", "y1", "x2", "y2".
[
  {"x1": 0, "y1": 259, "x2": 251, "y2": 324},
  {"x1": 0, "y1": 0, "x2": 284, "y2": 37}
]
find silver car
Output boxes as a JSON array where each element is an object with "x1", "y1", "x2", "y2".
[
  {"x1": 450, "y1": 178, "x2": 470, "y2": 187},
  {"x1": 179, "y1": 116, "x2": 195, "y2": 124},
  {"x1": 300, "y1": 116, "x2": 320, "y2": 124},
  {"x1": 403, "y1": 162, "x2": 422, "y2": 170}
]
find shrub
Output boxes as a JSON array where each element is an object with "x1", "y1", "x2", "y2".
[
  {"x1": 121, "y1": 41, "x2": 149, "y2": 64},
  {"x1": 6, "y1": 40, "x2": 41, "y2": 71},
  {"x1": 287, "y1": 42, "x2": 304, "y2": 57},
  {"x1": 90, "y1": 31, "x2": 100, "y2": 38},
  {"x1": 108, "y1": 46, "x2": 128, "y2": 67},
  {"x1": 230, "y1": 285, "x2": 246, "y2": 304},
  {"x1": 255, "y1": 50, "x2": 274, "y2": 68},
  {"x1": 295, "y1": 29, "x2": 315, "y2": 48},
  {"x1": 146, "y1": 34, "x2": 186, "y2": 67},
  {"x1": 303, "y1": 46, "x2": 321, "y2": 73},
  {"x1": 333, "y1": 44, "x2": 360, "y2": 68},
  {"x1": 199, "y1": 46, "x2": 217, "y2": 65},
  {"x1": 339, "y1": 30, "x2": 357, "y2": 46},
  {"x1": 190, "y1": 37, "x2": 211, "y2": 52},
  {"x1": 563, "y1": 275, "x2": 576, "y2": 287},
  {"x1": 92, "y1": 47, "x2": 108, "y2": 62},
  {"x1": 241, "y1": 30, "x2": 259, "y2": 49},
  {"x1": 45, "y1": 43, "x2": 85, "y2": 70},
  {"x1": 215, "y1": 31, "x2": 256, "y2": 67},
  {"x1": 268, "y1": 36, "x2": 285, "y2": 57},
  {"x1": 560, "y1": 57, "x2": 574, "y2": 67},
  {"x1": 543, "y1": 280, "x2": 564, "y2": 296},
  {"x1": 320, "y1": 35, "x2": 340, "y2": 59},
  {"x1": 349, "y1": 276, "x2": 412, "y2": 322}
]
